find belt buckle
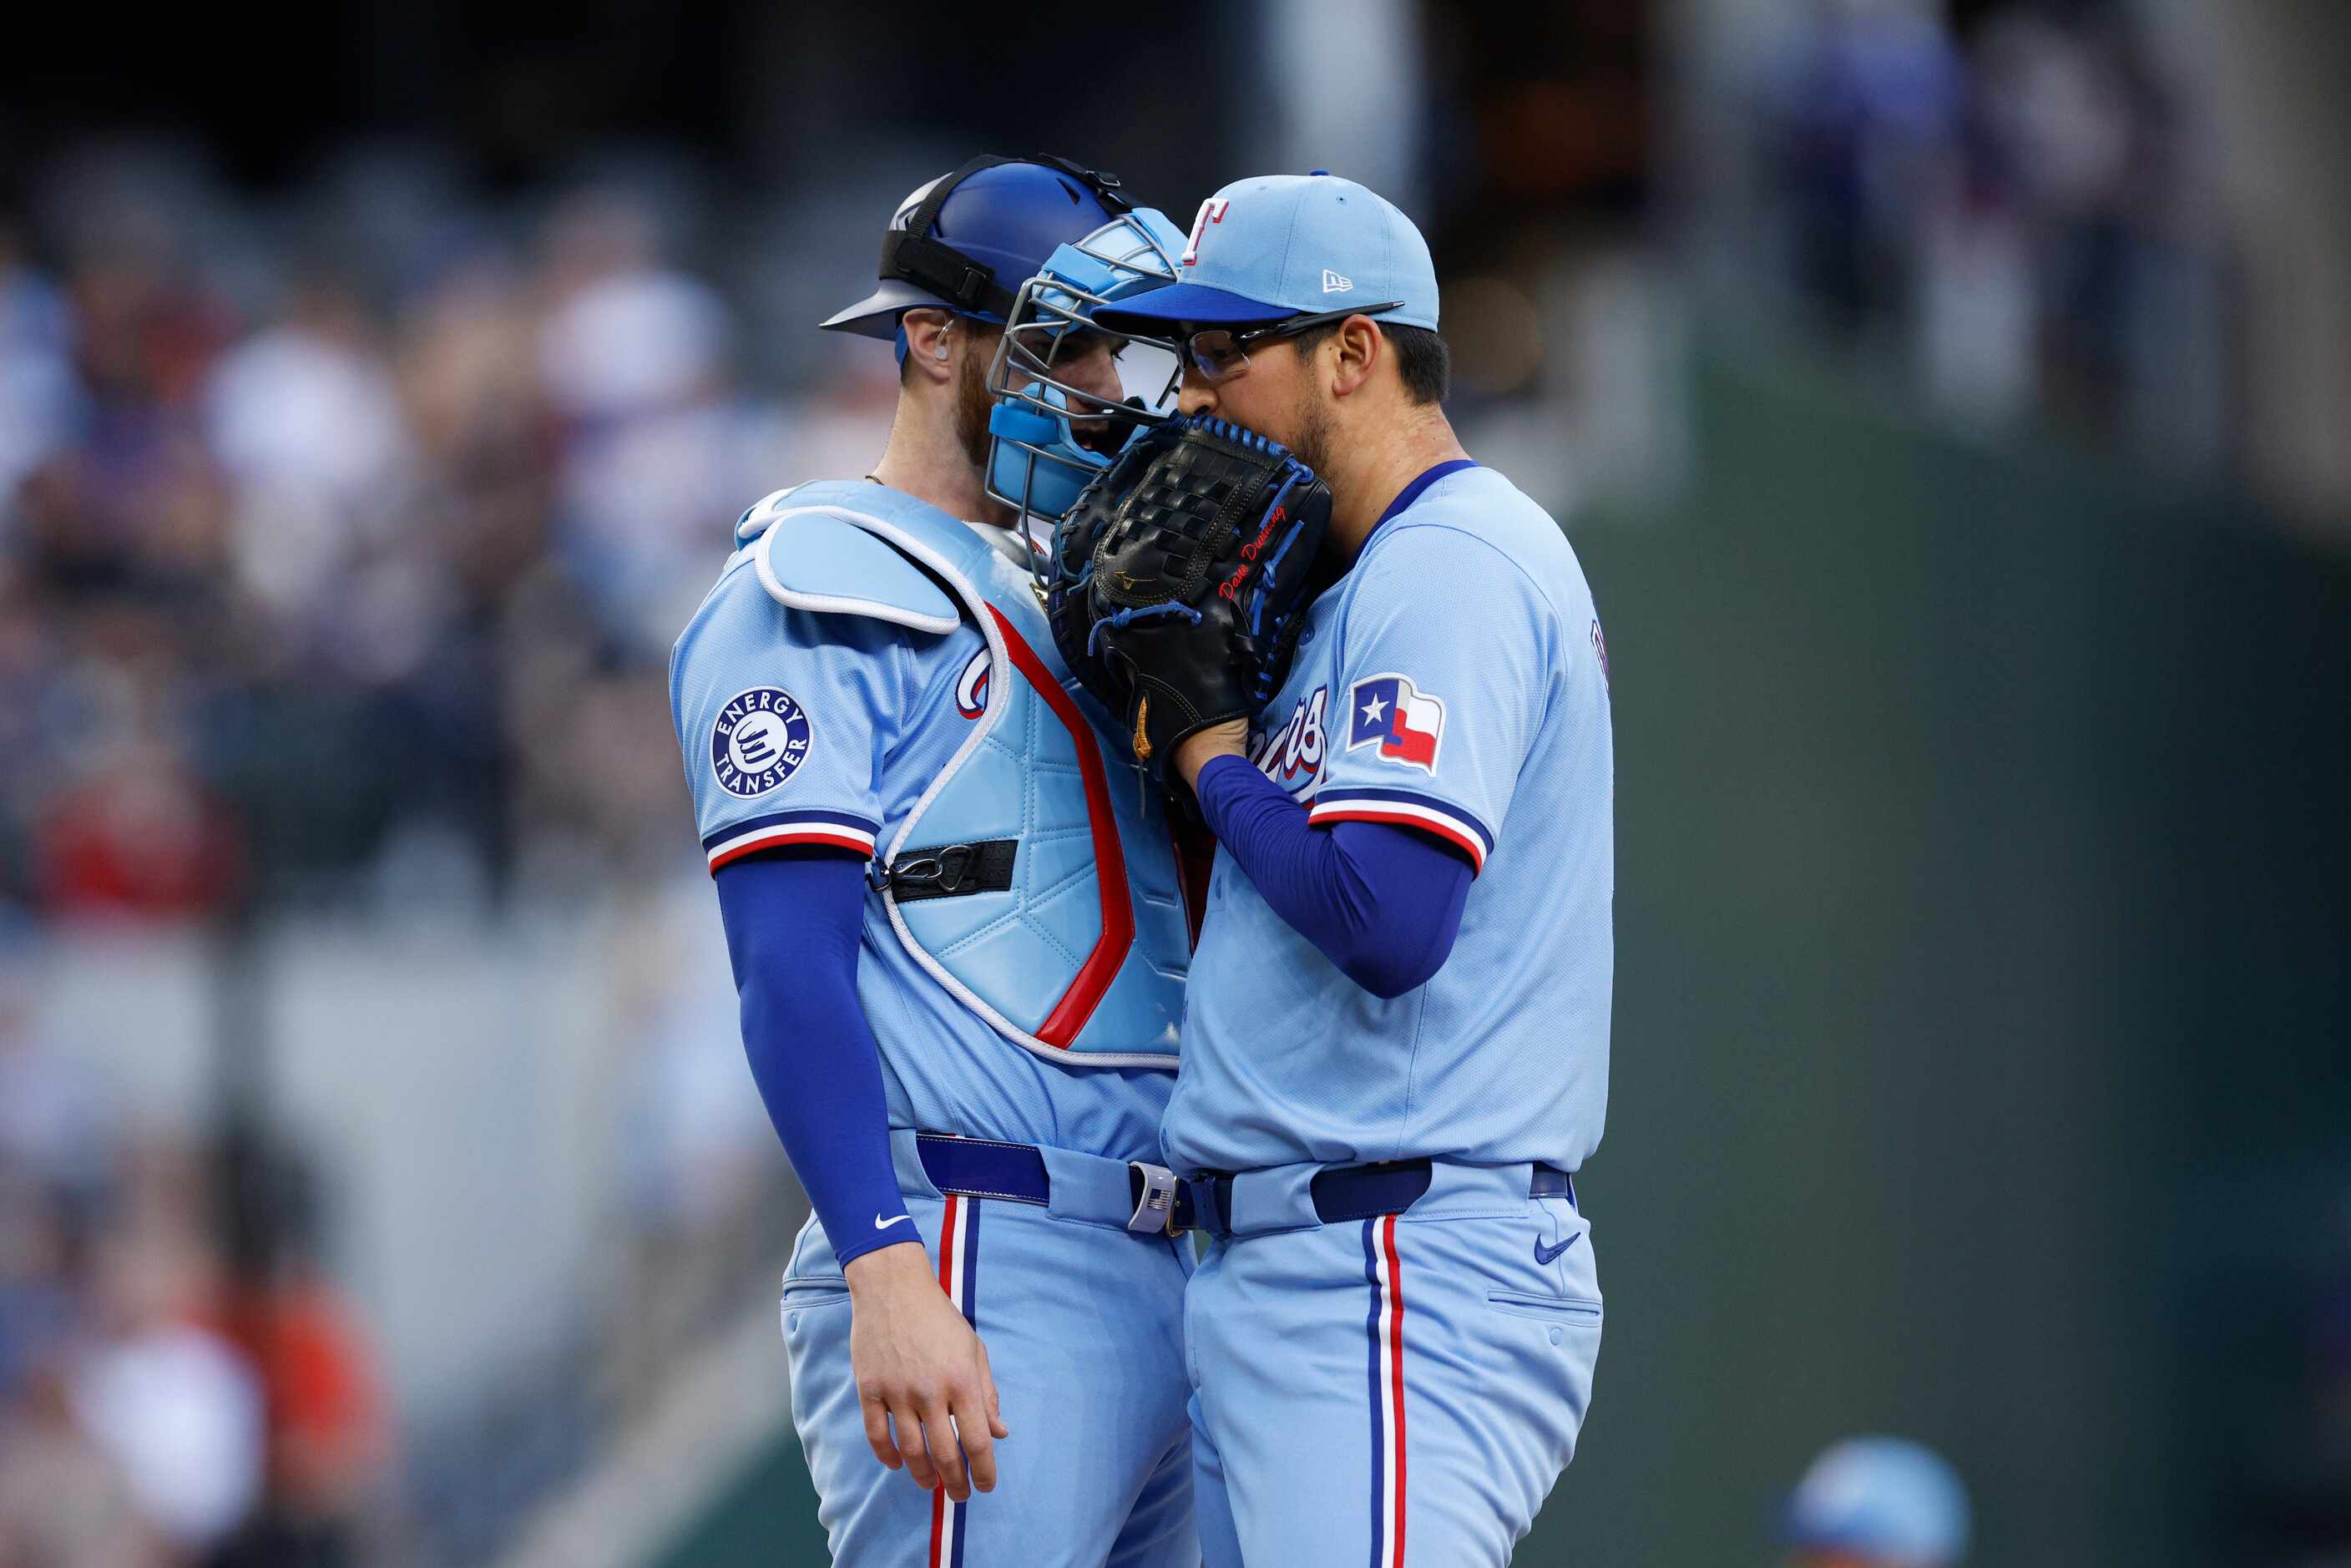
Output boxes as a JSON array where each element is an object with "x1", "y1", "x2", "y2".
[{"x1": 1128, "y1": 1161, "x2": 1181, "y2": 1236}]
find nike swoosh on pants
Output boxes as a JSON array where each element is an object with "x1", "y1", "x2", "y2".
[{"x1": 1534, "y1": 1234, "x2": 1580, "y2": 1266}]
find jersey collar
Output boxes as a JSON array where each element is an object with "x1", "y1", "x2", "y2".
[
  {"x1": 1371, "y1": 458, "x2": 1479, "y2": 537},
  {"x1": 959, "y1": 517, "x2": 1034, "y2": 569}
]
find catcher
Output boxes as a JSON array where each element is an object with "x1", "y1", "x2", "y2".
[
  {"x1": 1047, "y1": 172, "x2": 1617, "y2": 1566},
  {"x1": 671, "y1": 159, "x2": 1210, "y2": 1566}
]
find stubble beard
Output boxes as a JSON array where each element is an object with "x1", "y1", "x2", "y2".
[
  {"x1": 1289, "y1": 387, "x2": 1337, "y2": 483},
  {"x1": 955, "y1": 338, "x2": 996, "y2": 473}
]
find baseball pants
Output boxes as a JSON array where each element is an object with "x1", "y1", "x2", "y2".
[
  {"x1": 1182, "y1": 1161, "x2": 1600, "y2": 1567},
  {"x1": 781, "y1": 1130, "x2": 1196, "y2": 1567}
]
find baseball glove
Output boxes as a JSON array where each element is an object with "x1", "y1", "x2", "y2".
[
  {"x1": 1049, "y1": 412, "x2": 1332, "y2": 778},
  {"x1": 1044, "y1": 417, "x2": 1173, "y2": 712}
]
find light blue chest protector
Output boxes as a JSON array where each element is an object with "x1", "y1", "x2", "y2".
[{"x1": 737, "y1": 479, "x2": 1192, "y2": 1070}]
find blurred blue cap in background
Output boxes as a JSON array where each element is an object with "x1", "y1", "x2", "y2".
[{"x1": 1780, "y1": 1435, "x2": 1971, "y2": 1565}]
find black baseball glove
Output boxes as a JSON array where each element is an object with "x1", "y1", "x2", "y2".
[{"x1": 1048, "y1": 413, "x2": 1332, "y2": 779}]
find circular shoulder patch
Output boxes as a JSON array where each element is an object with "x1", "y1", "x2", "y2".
[{"x1": 711, "y1": 687, "x2": 814, "y2": 797}]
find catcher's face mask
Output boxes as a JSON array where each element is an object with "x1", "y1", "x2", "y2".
[{"x1": 985, "y1": 208, "x2": 1189, "y2": 574}]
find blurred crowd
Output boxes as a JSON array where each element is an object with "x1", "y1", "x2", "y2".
[
  {"x1": 0, "y1": 156, "x2": 893, "y2": 921},
  {"x1": 0, "y1": 943, "x2": 390, "y2": 1566},
  {"x1": 15, "y1": 4, "x2": 2220, "y2": 920},
  {"x1": 0, "y1": 903, "x2": 791, "y2": 1568},
  {"x1": 1750, "y1": 0, "x2": 2230, "y2": 466},
  {"x1": 0, "y1": 149, "x2": 847, "y2": 1563}
]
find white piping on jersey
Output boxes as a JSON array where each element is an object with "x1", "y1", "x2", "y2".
[{"x1": 760, "y1": 504, "x2": 1179, "y2": 1073}]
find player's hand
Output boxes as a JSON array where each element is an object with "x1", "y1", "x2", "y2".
[
  {"x1": 844, "y1": 1240, "x2": 1009, "y2": 1502},
  {"x1": 1174, "y1": 721, "x2": 1250, "y2": 792}
]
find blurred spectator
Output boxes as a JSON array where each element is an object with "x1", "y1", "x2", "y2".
[
  {"x1": 0, "y1": 1175, "x2": 80, "y2": 1408},
  {"x1": 0, "y1": 935, "x2": 114, "y2": 1207},
  {"x1": 33, "y1": 731, "x2": 246, "y2": 918},
  {"x1": 0, "y1": 220, "x2": 83, "y2": 511},
  {"x1": 0, "y1": 963, "x2": 163, "y2": 1565},
  {"x1": 0, "y1": 1364, "x2": 167, "y2": 1568},
  {"x1": 1779, "y1": 1435, "x2": 1972, "y2": 1567},
  {"x1": 535, "y1": 188, "x2": 774, "y2": 662},
  {"x1": 1754, "y1": 0, "x2": 2225, "y2": 465},
  {"x1": 209, "y1": 1152, "x2": 392, "y2": 1568},
  {"x1": 69, "y1": 1211, "x2": 265, "y2": 1554},
  {"x1": 1767, "y1": 0, "x2": 1966, "y2": 336},
  {"x1": 204, "y1": 275, "x2": 416, "y2": 625}
]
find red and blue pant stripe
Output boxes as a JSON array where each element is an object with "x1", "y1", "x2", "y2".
[
  {"x1": 928, "y1": 1196, "x2": 983, "y2": 1568},
  {"x1": 1362, "y1": 1215, "x2": 1408, "y2": 1567}
]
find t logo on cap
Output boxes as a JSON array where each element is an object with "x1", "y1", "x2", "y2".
[
  {"x1": 1090, "y1": 175, "x2": 1441, "y2": 338},
  {"x1": 1182, "y1": 199, "x2": 1230, "y2": 268}
]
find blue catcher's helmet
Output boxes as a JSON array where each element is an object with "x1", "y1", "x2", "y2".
[
  {"x1": 820, "y1": 154, "x2": 1136, "y2": 341},
  {"x1": 982, "y1": 206, "x2": 1188, "y2": 544}
]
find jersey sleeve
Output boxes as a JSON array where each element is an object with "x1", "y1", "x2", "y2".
[
  {"x1": 670, "y1": 572, "x2": 918, "y2": 873},
  {"x1": 1307, "y1": 523, "x2": 1556, "y2": 875}
]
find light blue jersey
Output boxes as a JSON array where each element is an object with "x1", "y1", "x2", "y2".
[
  {"x1": 1163, "y1": 462, "x2": 1614, "y2": 1176},
  {"x1": 1170, "y1": 460, "x2": 1613, "y2": 1568},
  {"x1": 669, "y1": 489, "x2": 1173, "y2": 1166},
  {"x1": 673, "y1": 481, "x2": 1201, "y2": 1565}
]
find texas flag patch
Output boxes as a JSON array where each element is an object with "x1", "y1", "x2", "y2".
[{"x1": 1346, "y1": 674, "x2": 1446, "y2": 773}]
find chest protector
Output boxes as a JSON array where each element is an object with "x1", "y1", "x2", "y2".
[{"x1": 737, "y1": 480, "x2": 1194, "y2": 1070}]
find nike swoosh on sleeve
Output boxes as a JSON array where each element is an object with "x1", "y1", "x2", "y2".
[{"x1": 875, "y1": 1213, "x2": 913, "y2": 1231}]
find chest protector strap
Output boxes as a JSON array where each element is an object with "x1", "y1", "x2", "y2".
[{"x1": 741, "y1": 482, "x2": 1191, "y2": 1070}]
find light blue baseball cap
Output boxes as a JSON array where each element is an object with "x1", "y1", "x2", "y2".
[
  {"x1": 1780, "y1": 1437, "x2": 1971, "y2": 1565},
  {"x1": 1092, "y1": 171, "x2": 1438, "y2": 334}
]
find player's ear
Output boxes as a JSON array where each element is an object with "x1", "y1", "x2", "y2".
[
  {"x1": 1327, "y1": 315, "x2": 1383, "y2": 401},
  {"x1": 901, "y1": 308, "x2": 958, "y2": 387}
]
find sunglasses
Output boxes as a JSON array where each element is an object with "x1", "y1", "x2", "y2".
[{"x1": 1176, "y1": 302, "x2": 1405, "y2": 383}]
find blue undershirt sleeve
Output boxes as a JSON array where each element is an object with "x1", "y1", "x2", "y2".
[
  {"x1": 714, "y1": 847, "x2": 914, "y2": 1270},
  {"x1": 1195, "y1": 752, "x2": 1474, "y2": 999}
]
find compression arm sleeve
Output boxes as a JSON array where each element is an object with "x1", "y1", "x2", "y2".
[
  {"x1": 1195, "y1": 752, "x2": 1473, "y2": 999},
  {"x1": 714, "y1": 848, "x2": 913, "y2": 1269}
]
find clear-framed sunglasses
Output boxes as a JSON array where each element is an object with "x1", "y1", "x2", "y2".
[{"x1": 1175, "y1": 302, "x2": 1405, "y2": 384}]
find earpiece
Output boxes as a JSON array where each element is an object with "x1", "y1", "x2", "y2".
[{"x1": 935, "y1": 321, "x2": 953, "y2": 361}]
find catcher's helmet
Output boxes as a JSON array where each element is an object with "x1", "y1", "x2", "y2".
[
  {"x1": 821, "y1": 154, "x2": 1135, "y2": 341},
  {"x1": 983, "y1": 205, "x2": 1188, "y2": 536}
]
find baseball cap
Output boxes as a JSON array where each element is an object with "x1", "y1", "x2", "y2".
[
  {"x1": 1092, "y1": 171, "x2": 1438, "y2": 334},
  {"x1": 1779, "y1": 1436, "x2": 1971, "y2": 1565}
]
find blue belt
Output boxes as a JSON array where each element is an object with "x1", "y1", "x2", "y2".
[
  {"x1": 914, "y1": 1133, "x2": 1200, "y2": 1234},
  {"x1": 917, "y1": 1135, "x2": 1572, "y2": 1238},
  {"x1": 1185, "y1": 1159, "x2": 1577, "y2": 1237}
]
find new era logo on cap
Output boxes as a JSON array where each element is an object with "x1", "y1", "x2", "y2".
[{"x1": 1322, "y1": 269, "x2": 1352, "y2": 293}]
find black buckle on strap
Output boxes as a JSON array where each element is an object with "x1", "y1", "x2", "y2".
[
  {"x1": 1030, "y1": 154, "x2": 1132, "y2": 215},
  {"x1": 888, "y1": 840, "x2": 1018, "y2": 902},
  {"x1": 878, "y1": 230, "x2": 1014, "y2": 319}
]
